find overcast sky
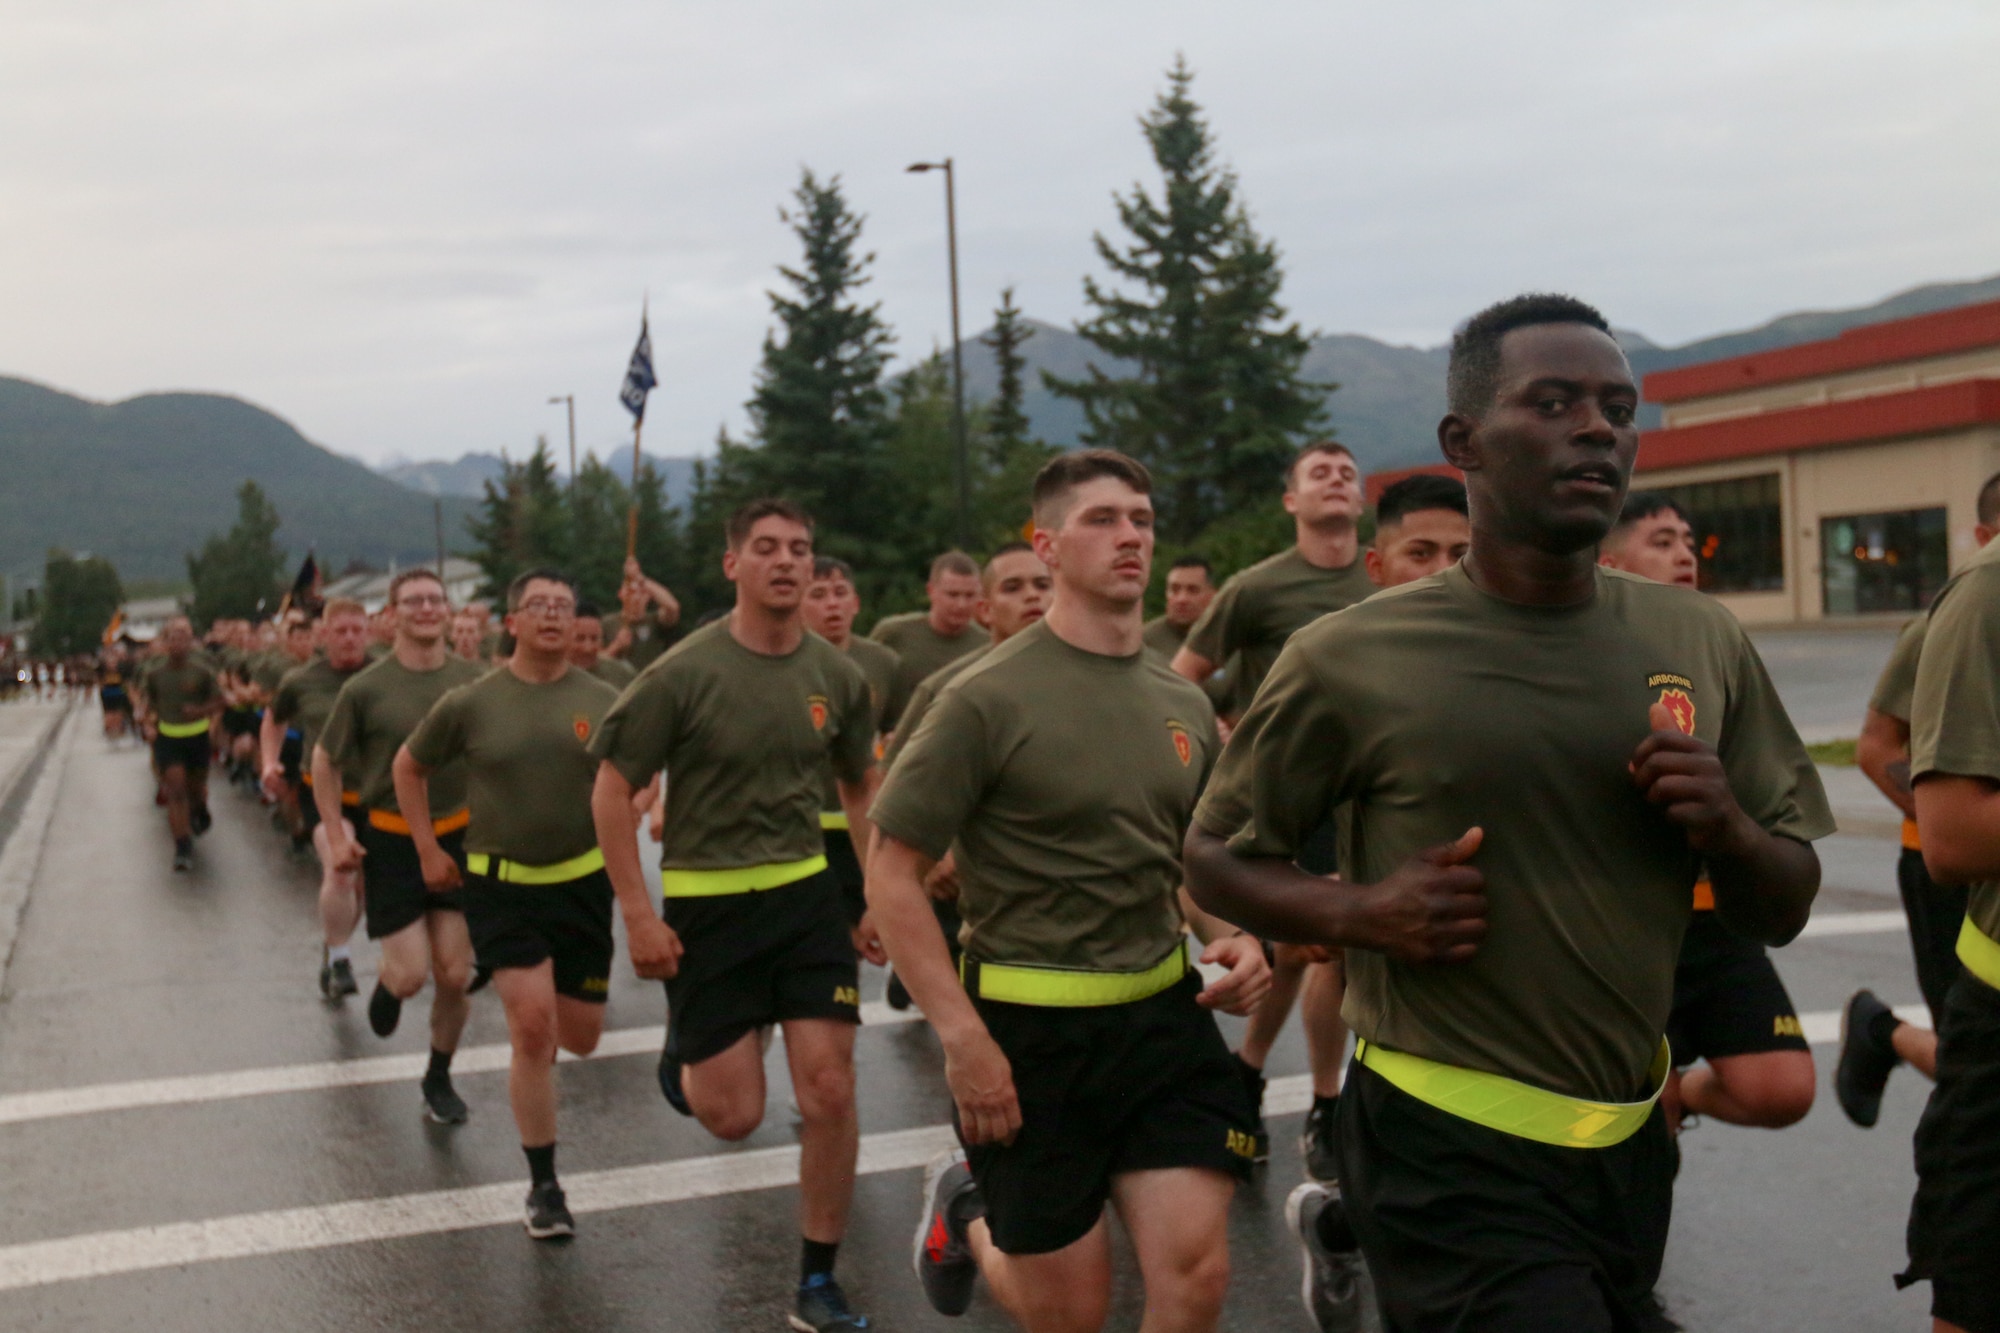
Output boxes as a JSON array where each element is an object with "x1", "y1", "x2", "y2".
[{"x1": 3, "y1": 1, "x2": 1997, "y2": 469}]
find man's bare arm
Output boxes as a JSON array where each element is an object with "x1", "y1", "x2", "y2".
[
  {"x1": 1916, "y1": 774, "x2": 2000, "y2": 885},
  {"x1": 1169, "y1": 645, "x2": 1217, "y2": 687},
  {"x1": 1856, "y1": 708, "x2": 1917, "y2": 821}
]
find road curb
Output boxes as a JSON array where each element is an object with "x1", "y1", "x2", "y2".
[{"x1": 0, "y1": 703, "x2": 81, "y2": 996}]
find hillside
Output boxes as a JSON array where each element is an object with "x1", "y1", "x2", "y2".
[
  {"x1": 380, "y1": 450, "x2": 701, "y2": 507},
  {"x1": 958, "y1": 272, "x2": 2000, "y2": 473},
  {"x1": 0, "y1": 378, "x2": 477, "y2": 582}
]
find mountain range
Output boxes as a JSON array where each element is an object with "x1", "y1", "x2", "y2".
[
  {"x1": 380, "y1": 451, "x2": 702, "y2": 509},
  {"x1": 4, "y1": 272, "x2": 1995, "y2": 584}
]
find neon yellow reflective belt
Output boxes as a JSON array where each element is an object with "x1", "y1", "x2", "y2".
[
  {"x1": 157, "y1": 718, "x2": 210, "y2": 738},
  {"x1": 1958, "y1": 916, "x2": 2000, "y2": 992},
  {"x1": 819, "y1": 811, "x2": 850, "y2": 831},
  {"x1": 962, "y1": 941, "x2": 1188, "y2": 1008},
  {"x1": 661, "y1": 854, "x2": 827, "y2": 899},
  {"x1": 1356, "y1": 1036, "x2": 1671, "y2": 1150},
  {"x1": 466, "y1": 847, "x2": 606, "y2": 885}
]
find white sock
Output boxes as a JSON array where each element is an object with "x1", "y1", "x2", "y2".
[{"x1": 327, "y1": 945, "x2": 352, "y2": 964}]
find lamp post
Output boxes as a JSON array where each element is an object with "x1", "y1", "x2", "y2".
[
  {"x1": 547, "y1": 394, "x2": 577, "y2": 484},
  {"x1": 906, "y1": 158, "x2": 969, "y2": 550}
]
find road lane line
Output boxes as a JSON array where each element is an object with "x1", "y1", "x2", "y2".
[
  {"x1": 0, "y1": 1003, "x2": 919, "y2": 1128},
  {"x1": 1797, "y1": 910, "x2": 1907, "y2": 938}
]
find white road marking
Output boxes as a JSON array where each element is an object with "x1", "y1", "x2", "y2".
[
  {"x1": 1797, "y1": 910, "x2": 1907, "y2": 938},
  {"x1": 0, "y1": 996, "x2": 1940, "y2": 1292},
  {"x1": 0, "y1": 1004, "x2": 919, "y2": 1129}
]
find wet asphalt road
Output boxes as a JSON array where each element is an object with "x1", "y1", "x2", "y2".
[{"x1": 0, "y1": 697, "x2": 1948, "y2": 1331}]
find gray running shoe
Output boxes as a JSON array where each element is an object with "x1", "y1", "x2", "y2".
[
  {"x1": 524, "y1": 1180, "x2": 574, "y2": 1240},
  {"x1": 1287, "y1": 1180, "x2": 1378, "y2": 1332},
  {"x1": 790, "y1": 1273, "x2": 870, "y2": 1331},
  {"x1": 1300, "y1": 1095, "x2": 1341, "y2": 1183}
]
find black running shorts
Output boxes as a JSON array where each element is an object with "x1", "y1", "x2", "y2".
[
  {"x1": 663, "y1": 869, "x2": 860, "y2": 1065},
  {"x1": 279, "y1": 731, "x2": 303, "y2": 784},
  {"x1": 357, "y1": 822, "x2": 464, "y2": 939},
  {"x1": 1337, "y1": 1057, "x2": 1675, "y2": 1333},
  {"x1": 824, "y1": 827, "x2": 866, "y2": 926},
  {"x1": 221, "y1": 706, "x2": 258, "y2": 739},
  {"x1": 100, "y1": 685, "x2": 130, "y2": 714},
  {"x1": 151, "y1": 731, "x2": 209, "y2": 773},
  {"x1": 964, "y1": 971, "x2": 1257, "y2": 1256},
  {"x1": 462, "y1": 868, "x2": 614, "y2": 1004},
  {"x1": 1900, "y1": 972, "x2": 2000, "y2": 1333},
  {"x1": 1666, "y1": 910, "x2": 1810, "y2": 1066},
  {"x1": 1898, "y1": 848, "x2": 1967, "y2": 1024}
]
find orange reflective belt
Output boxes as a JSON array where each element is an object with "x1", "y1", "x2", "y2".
[
  {"x1": 299, "y1": 773, "x2": 360, "y2": 805},
  {"x1": 1691, "y1": 878, "x2": 1715, "y2": 912},
  {"x1": 367, "y1": 807, "x2": 470, "y2": 837},
  {"x1": 1902, "y1": 818, "x2": 1922, "y2": 852}
]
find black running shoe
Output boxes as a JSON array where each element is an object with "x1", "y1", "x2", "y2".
[
  {"x1": 318, "y1": 950, "x2": 335, "y2": 1000},
  {"x1": 523, "y1": 1180, "x2": 574, "y2": 1240},
  {"x1": 368, "y1": 982, "x2": 403, "y2": 1038},
  {"x1": 327, "y1": 957, "x2": 358, "y2": 1000},
  {"x1": 1287, "y1": 1181, "x2": 1375, "y2": 1333},
  {"x1": 191, "y1": 804, "x2": 212, "y2": 836},
  {"x1": 885, "y1": 967, "x2": 912, "y2": 1012},
  {"x1": 790, "y1": 1273, "x2": 871, "y2": 1331},
  {"x1": 912, "y1": 1148, "x2": 980, "y2": 1316},
  {"x1": 172, "y1": 839, "x2": 194, "y2": 873},
  {"x1": 422, "y1": 1073, "x2": 469, "y2": 1126},
  {"x1": 1301, "y1": 1096, "x2": 1341, "y2": 1183},
  {"x1": 656, "y1": 1027, "x2": 692, "y2": 1116},
  {"x1": 1836, "y1": 989, "x2": 1900, "y2": 1128}
]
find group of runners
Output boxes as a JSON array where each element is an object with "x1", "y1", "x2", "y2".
[{"x1": 86, "y1": 291, "x2": 1997, "y2": 1333}]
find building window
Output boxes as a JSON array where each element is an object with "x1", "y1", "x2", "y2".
[
  {"x1": 1655, "y1": 473, "x2": 1786, "y2": 594},
  {"x1": 1821, "y1": 508, "x2": 1949, "y2": 616}
]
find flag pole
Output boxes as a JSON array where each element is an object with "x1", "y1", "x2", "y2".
[{"x1": 626, "y1": 414, "x2": 644, "y2": 560}]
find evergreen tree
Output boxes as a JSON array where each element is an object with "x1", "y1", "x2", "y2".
[
  {"x1": 742, "y1": 170, "x2": 904, "y2": 596},
  {"x1": 186, "y1": 480, "x2": 286, "y2": 625},
  {"x1": 974, "y1": 288, "x2": 1057, "y2": 547},
  {"x1": 1044, "y1": 57, "x2": 1330, "y2": 543},
  {"x1": 464, "y1": 440, "x2": 569, "y2": 599},
  {"x1": 31, "y1": 549, "x2": 123, "y2": 656}
]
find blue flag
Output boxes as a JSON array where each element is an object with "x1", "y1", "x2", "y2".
[{"x1": 619, "y1": 313, "x2": 657, "y2": 422}]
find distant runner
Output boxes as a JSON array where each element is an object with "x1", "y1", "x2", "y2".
[
  {"x1": 872, "y1": 550, "x2": 985, "y2": 733},
  {"x1": 569, "y1": 602, "x2": 638, "y2": 690},
  {"x1": 138, "y1": 616, "x2": 220, "y2": 872}
]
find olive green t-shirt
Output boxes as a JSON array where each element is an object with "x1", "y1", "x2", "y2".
[
  {"x1": 1196, "y1": 564, "x2": 1831, "y2": 1102},
  {"x1": 872, "y1": 611, "x2": 984, "y2": 726},
  {"x1": 271, "y1": 657, "x2": 365, "y2": 752},
  {"x1": 586, "y1": 655, "x2": 638, "y2": 689},
  {"x1": 1868, "y1": 613, "x2": 1929, "y2": 723},
  {"x1": 590, "y1": 619, "x2": 875, "y2": 871},
  {"x1": 407, "y1": 667, "x2": 618, "y2": 865},
  {"x1": 1183, "y1": 547, "x2": 1377, "y2": 710},
  {"x1": 142, "y1": 660, "x2": 218, "y2": 727},
  {"x1": 1910, "y1": 536, "x2": 2000, "y2": 947},
  {"x1": 319, "y1": 653, "x2": 485, "y2": 816},
  {"x1": 252, "y1": 649, "x2": 305, "y2": 697},
  {"x1": 1143, "y1": 614, "x2": 1234, "y2": 711},
  {"x1": 872, "y1": 620, "x2": 1219, "y2": 972},
  {"x1": 820, "y1": 634, "x2": 902, "y2": 812},
  {"x1": 881, "y1": 642, "x2": 991, "y2": 770}
]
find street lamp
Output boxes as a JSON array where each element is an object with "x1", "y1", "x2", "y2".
[
  {"x1": 547, "y1": 394, "x2": 577, "y2": 484},
  {"x1": 907, "y1": 158, "x2": 970, "y2": 550}
]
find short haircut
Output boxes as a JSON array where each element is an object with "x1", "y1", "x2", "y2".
[
  {"x1": 1375, "y1": 474, "x2": 1469, "y2": 530},
  {"x1": 727, "y1": 497, "x2": 813, "y2": 549},
  {"x1": 1031, "y1": 449, "x2": 1153, "y2": 528},
  {"x1": 1612, "y1": 491, "x2": 1689, "y2": 535},
  {"x1": 576, "y1": 600, "x2": 602, "y2": 620},
  {"x1": 929, "y1": 550, "x2": 979, "y2": 581},
  {"x1": 387, "y1": 568, "x2": 446, "y2": 605},
  {"x1": 1447, "y1": 293, "x2": 1614, "y2": 417},
  {"x1": 1979, "y1": 470, "x2": 2000, "y2": 527},
  {"x1": 506, "y1": 567, "x2": 575, "y2": 610},
  {"x1": 813, "y1": 556, "x2": 855, "y2": 584},
  {"x1": 1285, "y1": 441, "x2": 1355, "y2": 490},
  {"x1": 321, "y1": 597, "x2": 367, "y2": 621},
  {"x1": 982, "y1": 541, "x2": 1036, "y2": 589}
]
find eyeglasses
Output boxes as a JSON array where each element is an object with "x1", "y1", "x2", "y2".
[{"x1": 516, "y1": 598, "x2": 576, "y2": 617}]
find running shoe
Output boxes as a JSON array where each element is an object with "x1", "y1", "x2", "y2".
[
  {"x1": 1835, "y1": 989, "x2": 1900, "y2": 1128},
  {"x1": 656, "y1": 1027, "x2": 692, "y2": 1116},
  {"x1": 1287, "y1": 1180, "x2": 1376, "y2": 1333},
  {"x1": 790, "y1": 1273, "x2": 871, "y2": 1331},
  {"x1": 190, "y1": 804, "x2": 212, "y2": 836},
  {"x1": 327, "y1": 957, "x2": 358, "y2": 1000},
  {"x1": 368, "y1": 982, "x2": 403, "y2": 1038},
  {"x1": 912, "y1": 1148, "x2": 980, "y2": 1316},
  {"x1": 523, "y1": 1180, "x2": 574, "y2": 1240},
  {"x1": 172, "y1": 843, "x2": 194, "y2": 873},
  {"x1": 1300, "y1": 1095, "x2": 1341, "y2": 1183},
  {"x1": 421, "y1": 1072, "x2": 469, "y2": 1125},
  {"x1": 885, "y1": 967, "x2": 912, "y2": 1012}
]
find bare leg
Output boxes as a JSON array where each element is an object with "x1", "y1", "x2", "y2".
[
  {"x1": 783, "y1": 1018, "x2": 859, "y2": 1245},
  {"x1": 425, "y1": 911, "x2": 474, "y2": 1055},
  {"x1": 971, "y1": 1214, "x2": 1114, "y2": 1333},
  {"x1": 315, "y1": 820, "x2": 362, "y2": 949},
  {"x1": 1237, "y1": 947, "x2": 1308, "y2": 1070},
  {"x1": 161, "y1": 764, "x2": 191, "y2": 841},
  {"x1": 378, "y1": 919, "x2": 433, "y2": 1000},
  {"x1": 1679, "y1": 1051, "x2": 1816, "y2": 1128},
  {"x1": 1301, "y1": 956, "x2": 1349, "y2": 1097},
  {"x1": 683, "y1": 1029, "x2": 770, "y2": 1142},
  {"x1": 1113, "y1": 1167, "x2": 1237, "y2": 1333},
  {"x1": 493, "y1": 962, "x2": 560, "y2": 1145},
  {"x1": 1894, "y1": 1024, "x2": 1939, "y2": 1080}
]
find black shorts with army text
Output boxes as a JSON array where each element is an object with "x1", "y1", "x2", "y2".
[
  {"x1": 963, "y1": 970, "x2": 1257, "y2": 1256},
  {"x1": 1666, "y1": 910, "x2": 1809, "y2": 1066},
  {"x1": 357, "y1": 821, "x2": 464, "y2": 939},
  {"x1": 463, "y1": 868, "x2": 614, "y2": 1004},
  {"x1": 1336, "y1": 1056, "x2": 1676, "y2": 1333},
  {"x1": 1900, "y1": 971, "x2": 2000, "y2": 1333},
  {"x1": 662, "y1": 869, "x2": 860, "y2": 1065}
]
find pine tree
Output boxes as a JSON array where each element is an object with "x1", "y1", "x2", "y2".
[
  {"x1": 1044, "y1": 57, "x2": 1330, "y2": 543},
  {"x1": 187, "y1": 480, "x2": 287, "y2": 625},
  {"x1": 464, "y1": 440, "x2": 569, "y2": 599},
  {"x1": 981, "y1": 288, "x2": 1040, "y2": 465},
  {"x1": 31, "y1": 549, "x2": 123, "y2": 656}
]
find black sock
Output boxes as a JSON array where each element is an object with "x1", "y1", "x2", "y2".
[
  {"x1": 1868, "y1": 1006, "x2": 1905, "y2": 1052},
  {"x1": 801, "y1": 1238, "x2": 839, "y2": 1282},
  {"x1": 426, "y1": 1048, "x2": 453, "y2": 1082},
  {"x1": 1313, "y1": 1092, "x2": 1340, "y2": 1117},
  {"x1": 175, "y1": 836, "x2": 192, "y2": 853},
  {"x1": 524, "y1": 1142, "x2": 557, "y2": 1187},
  {"x1": 1315, "y1": 1194, "x2": 1358, "y2": 1252}
]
